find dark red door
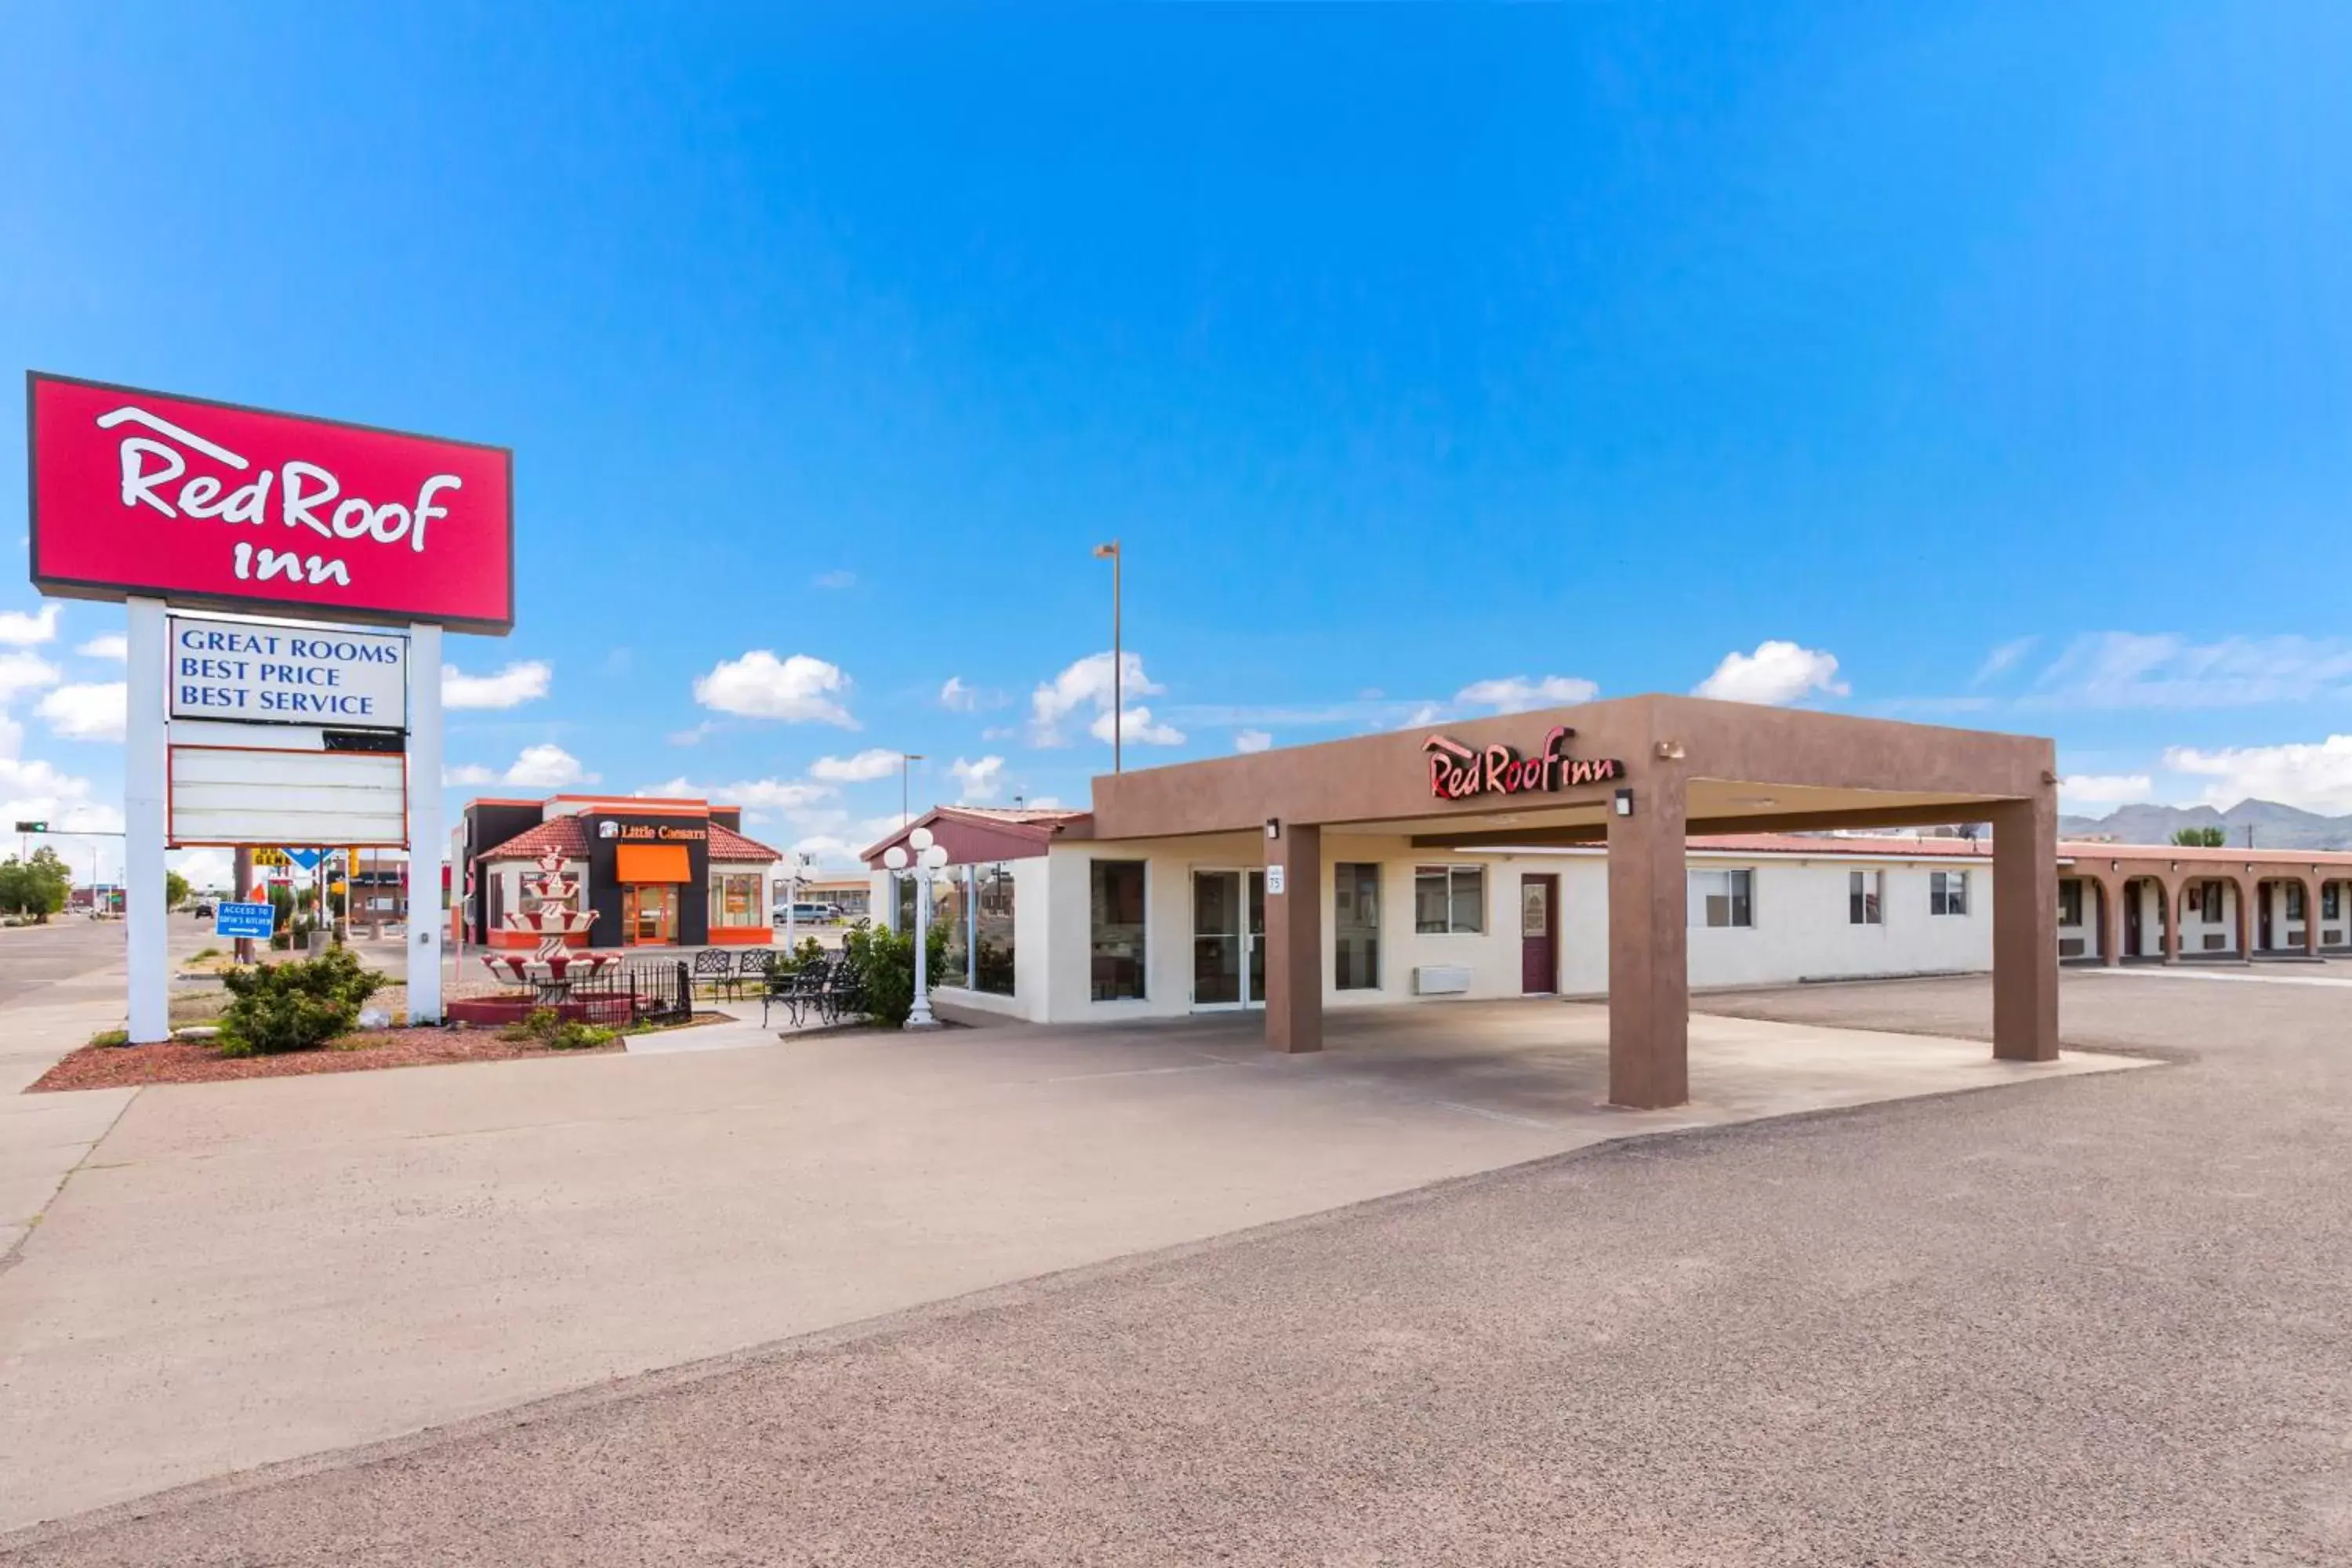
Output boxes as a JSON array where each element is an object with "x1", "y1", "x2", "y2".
[{"x1": 1519, "y1": 875, "x2": 1558, "y2": 993}]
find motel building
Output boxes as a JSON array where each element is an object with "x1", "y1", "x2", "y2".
[
  {"x1": 452, "y1": 794, "x2": 782, "y2": 951},
  {"x1": 865, "y1": 700, "x2": 2352, "y2": 1112}
]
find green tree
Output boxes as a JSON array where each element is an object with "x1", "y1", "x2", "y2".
[
  {"x1": 0, "y1": 850, "x2": 71, "y2": 922},
  {"x1": 2172, "y1": 826, "x2": 2227, "y2": 848},
  {"x1": 165, "y1": 870, "x2": 191, "y2": 909}
]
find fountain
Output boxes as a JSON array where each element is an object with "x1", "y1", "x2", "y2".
[{"x1": 481, "y1": 849, "x2": 616, "y2": 1000}]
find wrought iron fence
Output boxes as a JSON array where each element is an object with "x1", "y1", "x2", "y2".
[{"x1": 561, "y1": 958, "x2": 695, "y2": 1026}]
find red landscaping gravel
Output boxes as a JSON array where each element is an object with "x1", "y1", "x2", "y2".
[{"x1": 27, "y1": 1027, "x2": 624, "y2": 1092}]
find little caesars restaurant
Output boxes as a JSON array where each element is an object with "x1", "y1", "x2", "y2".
[
  {"x1": 456, "y1": 794, "x2": 780, "y2": 949},
  {"x1": 866, "y1": 695, "x2": 2062, "y2": 1110}
]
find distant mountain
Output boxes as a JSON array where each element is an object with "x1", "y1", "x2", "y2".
[{"x1": 2060, "y1": 799, "x2": 2352, "y2": 851}]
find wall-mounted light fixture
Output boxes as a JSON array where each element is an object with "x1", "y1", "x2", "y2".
[
  {"x1": 1265, "y1": 818, "x2": 1281, "y2": 840},
  {"x1": 1653, "y1": 740, "x2": 1685, "y2": 760},
  {"x1": 1613, "y1": 788, "x2": 1634, "y2": 818}
]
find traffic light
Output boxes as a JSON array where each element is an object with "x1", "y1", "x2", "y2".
[{"x1": 13, "y1": 820, "x2": 47, "y2": 833}]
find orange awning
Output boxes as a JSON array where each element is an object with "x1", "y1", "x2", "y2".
[{"x1": 615, "y1": 844, "x2": 691, "y2": 884}]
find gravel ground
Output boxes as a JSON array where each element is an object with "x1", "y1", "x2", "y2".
[
  {"x1": 7, "y1": 970, "x2": 2348, "y2": 1566},
  {"x1": 26, "y1": 1025, "x2": 625, "y2": 1090}
]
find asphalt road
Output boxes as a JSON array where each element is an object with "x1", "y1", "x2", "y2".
[
  {"x1": 0, "y1": 919, "x2": 135, "y2": 1009},
  {"x1": 7, "y1": 969, "x2": 2349, "y2": 1565}
]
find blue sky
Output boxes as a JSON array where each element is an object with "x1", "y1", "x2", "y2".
[{"x1": 5, "y1": 3, "x2": 2350, "y2": 883}]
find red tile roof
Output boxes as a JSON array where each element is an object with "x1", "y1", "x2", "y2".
[
  {"x1": 477, "y1": 815, "x2": 590, "y2": 862},
  {"x1": 710, "y1": 822, "x2": 780, "y2": 862}
]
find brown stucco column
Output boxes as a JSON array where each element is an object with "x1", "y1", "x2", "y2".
[
  {"x1": 1263, "y1": 822, "x2": 1323, "y2": 1054},
  {"x1": 2235, "y1": 877, "x2": 2258, "y2": 960},
  {"x1": 2161, "y1": 882, "x2": 2182, "y2": 964},
  {"x1": 1608, "y1": 768, "x2": 1689, "y2": 1109},
  {"x1": 1990, "y1": 795, "x2": 2060, "y2": 1063},
  {"x1": 2096, "y1": 874, "x2": 2123, "y2": 966},
  {"x1": 2303, "y1": 877, "x2": 2322, "y2": 956}
]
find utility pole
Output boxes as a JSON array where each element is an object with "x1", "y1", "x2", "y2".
[
  {"x1": 901, "y1": 752, "x2": 926, "y2": 829},
  {"x1": 1094, "y1": 539, "x2": 1122, "y2": 773}
]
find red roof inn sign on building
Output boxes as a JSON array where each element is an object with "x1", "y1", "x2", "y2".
[{"x1": 25, "y1": 371, "x2": 515, "y2": 1041}]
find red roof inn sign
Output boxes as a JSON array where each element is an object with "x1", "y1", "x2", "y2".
[
  {"x1": 27, "y1": 372, "x2": 513, "y2": 633},
  {"x1": 1424, "y1": 727, "x2": 1624, "y2": 801}
]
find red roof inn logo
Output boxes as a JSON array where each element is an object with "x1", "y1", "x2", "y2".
[
  {"x1": 27, "y1": 372, "x2": 514, "y2": 634},
  {"x1": 1424, "y1": 726, "x2": 1625, "y2": 801}
]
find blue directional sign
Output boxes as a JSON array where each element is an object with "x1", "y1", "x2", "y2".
[
  {"x1": 281, "y1": 848, "x2": 324, "y2": 872},
  {"x1": 214, "y1": 901, "x2": 277, "y2": 941}
]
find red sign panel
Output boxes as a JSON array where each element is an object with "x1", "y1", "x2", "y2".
[
  {"x1": 1425, "y1": 727, "x2": 1625, "y2": 800},
  {"x1": 27, "y1": 372, "x2": 513, "y2": 634}
]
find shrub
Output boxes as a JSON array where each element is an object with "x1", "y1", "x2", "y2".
[
  {"x1": 217, "y1": 946, "x2": 385, "y2": 1055},
  {"x1": 88, "y1": 1028, "x2": 129, "y2": 1048},
  {"x1": 499, "y1": 1007, "x2": 617, "y2": 1051},
  {"x1": 843, "y1": 920, "x2": 949, "y2": 1028}
]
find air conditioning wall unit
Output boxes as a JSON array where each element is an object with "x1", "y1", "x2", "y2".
[{"x1": 1413, "y1": 964, "x2": 1473, "y2": 996}]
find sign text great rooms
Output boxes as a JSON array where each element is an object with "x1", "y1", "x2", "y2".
[{"x1": 169, "y1": 613, "x2": 407, "y2": 729}]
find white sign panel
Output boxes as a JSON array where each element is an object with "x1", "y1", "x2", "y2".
[
  {"x1": 169, "y1": 745, "x2": 408, "y2": 848},
  {"x1": 168, "y1": 613, "x2": 408, "y2": 731},
  {"x1": 1265, "y1": 864, "x2": 1286, "y2": 896}
]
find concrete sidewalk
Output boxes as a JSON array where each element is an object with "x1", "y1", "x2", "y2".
[
  {"x1": 0, "y1": 971, "x2": 136, "y2": 1269},
  {"x1": 0, "y1": 1000, "x2": 2139, "y2": 1530}
]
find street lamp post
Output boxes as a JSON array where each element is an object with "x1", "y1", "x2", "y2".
[
  {"x1": 900, "y1": 752, "x2": 925, "y2": 829},
  {"x1": 1093, "y1": 539, "x2": 1121, "y2": 773},
  {"x1": 782, "y1": 850, "x2": 813, "y2": 954},
  {"x1": 883, "y1": 827, "x2": 949, "y2": 1030}
]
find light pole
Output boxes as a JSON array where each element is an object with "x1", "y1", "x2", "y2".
[
  {"x1": 883, "y1": 827, "x2": 949, "y2": 1030},
  {"x1": 900, "y1": 752, "x2": 925, "y2": 829},
  {"x1": 1093, "y1": 539, "x2": 1121, "y2": 773},
  {"x1": 782, "y1": 850, "x2": 813, "y2": 953}
]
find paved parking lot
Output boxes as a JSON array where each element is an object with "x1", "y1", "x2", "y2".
[
  {"x1": 0, "y1": 993, "x2": 2129, "y2": 1534},
  {"x1": 1, "y1": 967, "x2": 2338, "y2": 1565}
]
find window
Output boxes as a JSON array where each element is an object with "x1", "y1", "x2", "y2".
[
  {"x1": 1688, "y1": 869, "x2": 1754, "y2": 928},
  {"x1": 2057, "y1": 880, "x2": 2083, "y2": 927},
  {"x1": 1090, "y1": 860, "x2": 1148, "y2": 1001},
  {"x1": 1929, "y1": 870, "x2": 1970, "y2": 917},
  {"x1": 1414, "y1": 865, "x2": 1485, "y2": 934},
  {"x1": 935, "y1": 869, "x2": 971, "y2": 982},
  {"x1": 1850, "y1": 870, "x2": 1883, "y2": 926},
  {"x1": 2326, "y1": 884, "x2": 2342, "y2": 921},
  {"x1": 974, "y1": 862, "x2": 1016, "y2": 996},
  {"x1": 1335, "y1": 863, "x2": 1381, "y2": 990},
  {"x1": 2184, "y1": 883, "x2": 2202, "y2": 916},
  {"x1": 708, "y1": 872, "x2": 764, "y2": 929},
  {"x1": 2287, "y1": 883, "x2": 2306, "y2": 921}
]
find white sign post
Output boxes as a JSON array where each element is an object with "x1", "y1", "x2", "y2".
[
  {"x1": 125, "y1": 598, "x2": 169, "y2": 1044},
  {"x1": 406, "y1": 622, "x2": 445, "y2": 1024}
]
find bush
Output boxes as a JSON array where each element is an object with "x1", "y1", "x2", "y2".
[
  {"x1": 217, "y1": 946, "x2": 385, "y2": 1055},
  {"x1": 499, "y1": 1007, "x2": 617, "y2": 1051},
  {"x1": 843, "y1": 920, "x2": 949, "y2": 1028}
]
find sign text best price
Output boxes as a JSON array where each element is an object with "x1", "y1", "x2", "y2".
[{"x1": 169, "y1": 614, "x2": 408, "y2": 730}]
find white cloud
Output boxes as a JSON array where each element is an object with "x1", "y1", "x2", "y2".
[
  {"x1": 1695, "y1": 641, "x2": 1848, "y2": 706},
  {"x1": 813, "y1": 570, "x2": 856, "y2": 590},
  {"x1": 792, "y1": 814, "x2": 915, "y2": 869},
  {"x1": 0, "y1": 604, "x2": 60, "y2": 645},
  {"x1": 717, "y1": 778, "x2": 837, "y2": 811},
  {"x1": 810, "y1": 748, "x2": 902, "y2": 783},
  {"x1": 36, "y1": 681, "x2": 126, "y2": 742},
  {"x1": 2164, "y1": 735, "x2": 2352, "y2": 815},
  {"x1": 950, "y1": 755, "x2": 1005, "y2": 802},
  {"x1": 1030, "y1": 652, "x2": 1164, "y2": 746},
  {"x1": 170, "y1": 846, "x2": 233, "y2": 892},
  {"x1": 0, "y1": 652, "x2": 61, "y2": 703},
  {"x1": 2059, "y1": 774, "x2": 2156, "y2": 810},
  {"x1": 2028, "y1": 633, "x2": 2352, "y2": 710},
  {"x1": 76, "y1": 633, "x2": 128, "y2": 661},
  {"x1": 1455, "y1": 675, "x2": 1599, "y2": 714},
  {"x1": 693, "y1": 651, "x2": 856, "y2": 727},
  {"x1": 1972, "y1": 637, "x2": 2037, "y2": 686},
  {"x1": 939, "y1": 675, "x2": 1000, "y2": 713},
  {"x1": 1235, "y1": 729, "x2": 1273, "y2": 753},
  {"x1": 442, "y1": 660, "x2": 551, "y2": 710},
  {"x1": 1089, "y1": 705, "x2": 1185, "y2": 746},
  {"x1": 503, "y1": 744, "x2": 595, "y2": 789},
  {"x1": 442, "y1": 763, "x2": 499, "y2": 786}
]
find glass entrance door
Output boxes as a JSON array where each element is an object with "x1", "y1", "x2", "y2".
[
  {"x1": 622, "y1": 884, "x2": 678, "y2": 946},
  {"x1": 1192, "y1": 869, "x2": 1266, "y2": 1007}
]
